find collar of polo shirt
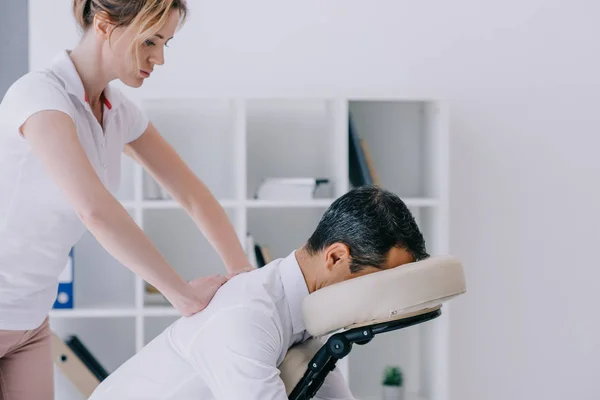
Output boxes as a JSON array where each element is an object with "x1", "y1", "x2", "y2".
[{"x1": 53, "y1": 50, "x2": 123, "y2": 112}]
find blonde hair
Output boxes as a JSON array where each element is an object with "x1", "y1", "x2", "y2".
[{"x1": 73, "y1": 0, "x2": 187, "y2": 68}]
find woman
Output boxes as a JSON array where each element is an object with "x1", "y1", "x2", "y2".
[{"x1": 0, "y1": 1, "x2": 251, "y2": 398}]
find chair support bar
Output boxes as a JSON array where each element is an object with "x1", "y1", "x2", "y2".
[{"x1": 288, "y1": 309, "x2": 442, "y2": 400}]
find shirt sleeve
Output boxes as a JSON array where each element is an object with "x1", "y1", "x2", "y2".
[
  {"x1": 187, "y1": 306, "x2": 288, "y2": 400},
  {"x1": 120, "y1": 95, "x2": 149, "y2": 144},
  {"x1": 0, "y1": 71, "x2": 76, "y2": 138}
]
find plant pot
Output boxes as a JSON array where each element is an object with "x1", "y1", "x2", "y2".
[{"x1": 382, "y1": 385, "x2": 405, "y2": 400}]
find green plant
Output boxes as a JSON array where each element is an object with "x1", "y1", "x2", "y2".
[{"x1": 382, "y1": 366, "x2": 403, "y2": 387}]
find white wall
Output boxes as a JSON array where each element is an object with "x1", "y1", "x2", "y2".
[
  {"x1": 0, "y1": 0, "x2": 28, "y2": 96},
  {"x1": 28, "y1": 1, "x2": 600, "y2": 399}
]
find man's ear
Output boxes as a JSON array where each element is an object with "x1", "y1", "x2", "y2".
[{"x1": 323, "y1": 243, "x2": 351, "y2": 272}]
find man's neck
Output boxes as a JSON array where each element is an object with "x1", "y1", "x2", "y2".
[{"x1": 294, "y1": 247, "x2": 319, "y2": 294}]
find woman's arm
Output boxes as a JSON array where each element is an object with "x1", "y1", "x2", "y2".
[
  {"x1": 21, "y1": 110, "x2": 223, "y2": 316},
  {"x1": 124, "y1": 122, "x2": 252, "y2": 274}
]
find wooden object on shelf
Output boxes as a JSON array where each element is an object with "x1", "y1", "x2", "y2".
[
  {"x1": 145, "y1": 282, "x2": 169, "y2": 305},
  {"x1": 145, "y1": 283, "x2": 161, "y2": 294},
  {"x1": 51, "y1": 332, "x2": 100, "y2": 398}
]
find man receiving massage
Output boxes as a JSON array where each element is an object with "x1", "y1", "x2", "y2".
[{"x1": 90, "y1": 186, "x2": 429, "y2": 400}]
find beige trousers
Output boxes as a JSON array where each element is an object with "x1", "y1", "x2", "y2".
[{"x1": 0, "y1": 317, "x2": 53, "y2": 400}]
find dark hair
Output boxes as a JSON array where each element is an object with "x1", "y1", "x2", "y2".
[{"x1": 305, "y1": 186, "x2": 429, "y2": 273}]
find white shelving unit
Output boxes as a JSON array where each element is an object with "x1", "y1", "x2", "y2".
[{"x1": 50, "y1": 97, "x2": 449, "y2": 400}]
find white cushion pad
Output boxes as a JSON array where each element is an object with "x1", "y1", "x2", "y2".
[{"x1": 301, "y1": 255, "x2": 466, "y2": 337}]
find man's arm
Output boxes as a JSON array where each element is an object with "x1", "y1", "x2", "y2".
[{"x1": 187, "y1": 306, "x2": 288, "y2": 400}]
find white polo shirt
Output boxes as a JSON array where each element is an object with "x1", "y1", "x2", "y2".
[
  {"x1": 0, "y1": 50, "x2": 149, "y2": 330},
  {"x1": 89, "y1": 251, "x2": 354, "y2": 400}
]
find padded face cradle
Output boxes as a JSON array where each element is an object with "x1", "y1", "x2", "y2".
[
  {"x1": 301, "y1": 255, "x2": 466, "y2": 337},
  {"x1": 279, "y1": 255, "x2": 466, "y2": 399}
]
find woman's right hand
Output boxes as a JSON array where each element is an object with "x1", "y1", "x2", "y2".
[{"x1": 172, "y1": 275, "x2": 229, "y2": 317}]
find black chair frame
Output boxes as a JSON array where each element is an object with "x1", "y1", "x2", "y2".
[{"x1": 288, "y1": 309, "x2": 442, "y2": 400}]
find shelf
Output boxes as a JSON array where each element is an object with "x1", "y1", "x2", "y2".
[
  {"x1": 42, "y1": 96, "x2": 448, "y2": 400},
  {"x1": 50, "y1": 308, "x2": 138, "y2": 318},
  {"x1": 247, "y1": 198, "x2": 438, "y2": 208},
  {"x1": 246, "y1": 99, "x2": 341, "y2": 199},
  {"x1": 141, "y1": 98, "x2": 239, "y2": 200},
  {"x1": 49, "y1": 307, "x2": 181, "y2": 318},
  {"x1": 121, "y1": 198, "x2": 439, "y2": 210},
  {"x1": 51, "y1": 317, "x2": 136, "y2": 400},
  {"x1": 120, "y1": 199, "x2": 240, "y2": 209},
  {"x1": 143, "y1": 208, "x2": 233, "y2": 279},
  {"x1": 246, "y1": 199, "x2": 334, "y2": 208},
  {"x1": 358, "y1": 394, "x2": 425, "y2": 400},
  {"x1": 401, "y1": 197, "x2": 440, "y2": 207},
  {"x1": 143, "y1": 306, "x2": 180, "y2": 317},
  {"x1": 72, "y1": 231, "x2": 136, "y2": 309},
  {"x1": 349, "y1": 100, "x2": 445, "y2": 199}
]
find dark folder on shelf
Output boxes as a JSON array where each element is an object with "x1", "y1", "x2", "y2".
[
  {"x1": 66, "y1": 335, "x2": 109, "y2": 382},
  {"x1": 348, "y1": 114, "x2": 373, "y2": 187}
]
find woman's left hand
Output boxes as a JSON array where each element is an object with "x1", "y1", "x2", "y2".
[{"x1": 174, "y1": 274, "x2": 228, "y2": 317}]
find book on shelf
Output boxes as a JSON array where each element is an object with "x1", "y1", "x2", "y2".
[
  {"x1": 255, "y1": 177, "x2": 330, "y2": 201},
  {"x1": 254, "y1": 243, "x2": 273, "y2": 268},
  {"x1": 247, "y1": 233, "x2": 273, "y2": 268},
  {"x1": 65, "y1": 335, "x2": 109, "y2": 382},
  {"x1": 349, "y1": 113, "x2": 380, "y2": 187}
]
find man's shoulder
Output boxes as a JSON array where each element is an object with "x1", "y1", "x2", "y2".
[
  {"x1": 217, "y1": 259, "x2": 286, "y2": 305},
  {"x1": 210, "y1": 263, "x2": 287, "y2": 323},
  {"x1": 172, "y1": 302, "x2": 283, "y2": 357},
  {"x1": 171, "y1": 263, "x2": 286, "y2": 343},
  {"x1": 207, "y1": 304, "x2": 278, "y2": 329}
]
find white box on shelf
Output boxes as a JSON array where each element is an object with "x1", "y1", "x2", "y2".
[{"x1": 255, "y1": 178, "x2": 330, "y2": 201}]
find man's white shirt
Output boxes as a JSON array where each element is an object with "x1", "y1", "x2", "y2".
[{"x1": 90, "y1": 251, "x2": 354, "y2": 400}]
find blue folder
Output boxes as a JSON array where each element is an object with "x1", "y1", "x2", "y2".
[{"x1": 53, "y1": 248, "x2": 74, "y2": 309}]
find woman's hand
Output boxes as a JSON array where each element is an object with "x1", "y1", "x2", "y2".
[
  {"x1": 172, "y1": 275, "x2": 229, "y2": 317},
  {"x1": 172, "y1": 267, "x2": 257, "y2": 316},
  {"x1": 173, "y1": 266, "x2": 257, "y2": 316}
]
